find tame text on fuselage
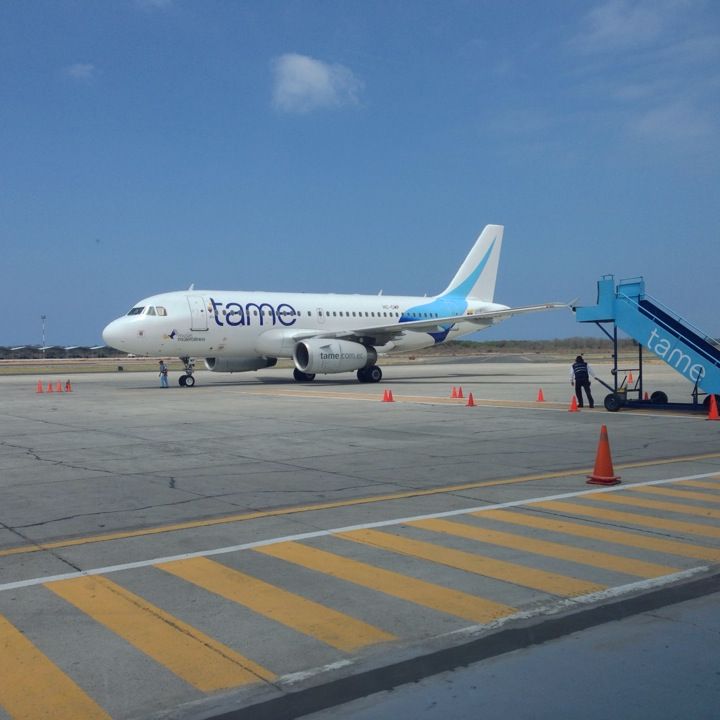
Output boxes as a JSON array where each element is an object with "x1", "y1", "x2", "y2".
[{"x1": 209, "y1": 298, "x2": 298, "y2": 328}]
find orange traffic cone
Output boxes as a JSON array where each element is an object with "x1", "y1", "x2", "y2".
[
  {"x1": 451, "y1": 386, "x2": 458, "y2": 398},
  {"x1": 382, "y1": 389, "x2": 394, "y2": 403},
  {"x1": 568, "y1": 395, "x2": 579, "y2": 412},
  {"x1": 47, "y1": 381, "x2": 53, "y2": 393},
  {"x1": 36, "y1": 380, "x2": 43, "y2": 393},
  {"x1": 56, "y1": 381, "x2": 63, "y2": 393},
  {"x1": 628, "y1": 372, "x2": 634, "y2": 384},
  {"x1": 457, "y1": 386, "x2": 464, "y2": 399},
  {"x1": 466, "y1": 392, "x2": 475, "y2": 407},
  {"x1": 708, "y1": 395, "x2": 720, "y2": 421},
  {"x1": 65, "y1": 380, "x2": 72, "y2": 392},
  {"x1": 536, "y1": 388, "x2": 545, "y2": 402},
  {"x1": 586, "y1": 424, "x2": 621, "y2": 485},
  {"x1": 643, "y1": 391, "x2": 649, "y2": 401}
]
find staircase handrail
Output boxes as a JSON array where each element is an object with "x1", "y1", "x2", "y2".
[
  {"x1": 643, "y1": 291, "x2": 719, "y2": 348},
  {"x1": 617, "y1": 291, "x2": 720, "y2": 369}
]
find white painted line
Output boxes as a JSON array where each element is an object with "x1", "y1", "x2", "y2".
[
  {"x1": 271, "y1": 566, "x2": 711, "y2": 691},
  {"x1": 407, "y1": 566, "x2": 710, "y2": 645},
  {"x1": 1, "y1": 470, "x2": 719, "y2": 593},
  {"x1": 281, "y1": 659, "x2": 355, "y2": 685}
]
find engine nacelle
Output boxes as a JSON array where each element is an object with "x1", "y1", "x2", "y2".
[
  {"x1": 204, "y1": 357, "x2": 277, "y2": 373},
  {"x1": 293, "y1": 339, "x2": 377, "y2": 374}
]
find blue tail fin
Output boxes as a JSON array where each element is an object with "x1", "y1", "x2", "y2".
[{"x1": 440, "y1": 225, "x2": 503, "y2": 301}]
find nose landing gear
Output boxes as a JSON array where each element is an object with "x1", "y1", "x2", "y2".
[{"x1": 179, "y1": 357, "x2": 196, "y2": 387}]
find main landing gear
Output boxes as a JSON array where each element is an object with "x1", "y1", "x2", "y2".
[
  {"x1": 292, "y1": 366, "x2": 383, "y2": 383},
  {"x1": 178, "y1": 357, "x2": 196, "y2": 387},
  {"x1": 357, "y1": 365, "x2": 382, "y2": 383}
]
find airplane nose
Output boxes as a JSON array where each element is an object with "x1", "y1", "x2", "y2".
[{"x1": 102, "y1": 319, "x2": 125, "y2": 350}]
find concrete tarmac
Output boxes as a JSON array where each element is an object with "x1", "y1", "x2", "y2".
[{"x1": 0, "y1": 361, "x2": 719, "y2": 719}]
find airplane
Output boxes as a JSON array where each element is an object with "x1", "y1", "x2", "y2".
[{"x1": 102, "y1": 225, "x2": 564, "y2": 387}]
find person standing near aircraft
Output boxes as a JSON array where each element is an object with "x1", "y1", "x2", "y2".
[
  {"x1": 158, "y1": 360, "x2": 169, "y2": 388},
  {"x1": 570, "y1": 355, "x2": 595, "y2": 408}
]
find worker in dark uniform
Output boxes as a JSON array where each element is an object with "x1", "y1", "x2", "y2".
[{"x1": 570, "y1": 355, "x2": 595, "y2": 408}]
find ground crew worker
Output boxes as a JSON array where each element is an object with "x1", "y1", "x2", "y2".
[
  {"x1": 570, "y1": 355, "x2": 595, "y2": 408},
  {"x1": 158, "y1": 360, "x2": 169, "y2": 388}
]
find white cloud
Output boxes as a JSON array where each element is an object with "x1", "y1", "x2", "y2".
[
  {"x1": 572, "y1": 0, "x2": 685, "y2": 52},
  {"x1": 628, "y1": 101, "x2": 714, "y2": 144},
  {"x1": 62, "y1": 63, "x2": 97, "y2": 82},
  {"x1": 135, "y1": 0, "x2": 173, "y2": 9},
  {"x1": 271, "y1": 53, "x2": 363, "y2": 113},
  {"x1": 565, "y1": 1, "x2": 720, "y2": 156}
]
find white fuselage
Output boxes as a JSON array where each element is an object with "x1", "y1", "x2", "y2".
[{"x1": 102, "y1": 290, "x2": 506, "y2": 359}]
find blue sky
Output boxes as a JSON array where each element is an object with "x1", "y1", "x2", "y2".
[{"x1": 2, "y1": 0, "x2": 719, "y2": 346}]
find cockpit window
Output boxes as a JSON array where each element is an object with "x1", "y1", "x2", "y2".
[
  {"x1": 127, "y1": 307, "x2": 145, "y2": 316},
  {"x1": 156, "y1": 306, "x2": 167, "y2": 316},
  {"x1": 147, "y1": 307, "x2": 156, "y2": 316}
]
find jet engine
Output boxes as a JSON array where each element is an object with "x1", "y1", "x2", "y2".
[
  {"x1": 293, "y1": 339, "x2": 377, "y2": 374},
  {"x1": 204, "y1": 357, "x2": 277, "y2": 373}
]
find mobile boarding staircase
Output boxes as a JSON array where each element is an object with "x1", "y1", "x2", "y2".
[{"x1": 574, "y1": 275, "x2": 720, "y2": 412}]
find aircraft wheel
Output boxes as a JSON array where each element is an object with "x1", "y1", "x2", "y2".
[
  {"x1": 702, "y1": 394, "x2": 720, "y2": 409},
  {"x1": 357, "y1": 368, "x2": 368, "y2": 383},
  {"x1": 650, "y1": 390, "x2": 668, "y2": 404},
  {"x1": 179, "y1": 375, "x2": 187, "y2": 387},
  {"x1": 367, "y1": 365, "x2": 382, "y2": 383},
  {"x1": 604, "y1": 393, "x2": 623, "y2": 412},
  {"x1": 184, "y1": 375, "x2": 195, "y2": 387},
  {"x1": 293, "y1": 369, "x2": 316, "y2": 382}
]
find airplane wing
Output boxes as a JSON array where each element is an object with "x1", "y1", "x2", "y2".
[{"x1": 271, "y1": 302, "x2": 567, "y2": 346}]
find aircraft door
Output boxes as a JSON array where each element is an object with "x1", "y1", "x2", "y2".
[{"x1": 187, "y1": 296, "x2": 208, "y2": 331}]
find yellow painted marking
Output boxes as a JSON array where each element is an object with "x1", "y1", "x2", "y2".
[
  {"x1": 255, "y1": 541, "x2": 515, "y2": 624},
  {"x1": 680, "y1": 479, "x2": 720, "y2": 490},
  {"x1": 157, "y1": 557, "x2": 394, "y2": 652},
  {"x1": 587, "y1": 493, "x2": 720, "y2": 520},
  {"x1": 535, "y1": 501, "x2": 720, "y2": 539},
  {"x1": 3, "y1": 452, "x2": 720, "y2": 558},
  {"x1": 626, "y1": 485, "x2": 720, "y2": 503},
  {"x1": 0, "y1": 613, "x2": 111, "y2": 720},
  {"x1": 338, "y1": 528, "x2": 604, "y2": 597},
  {"x1": 46, "y1": 575, "x2": 274, "y2": 691},
  {"x1": 478, "y1": 509, "x2": 720, "y2": 563},
  {"x1": 411, "y1": 518, "x2": 677, "y2": 579},
  {"x1": 678, "y1": 480, "x2": 720, "y2": 492}
]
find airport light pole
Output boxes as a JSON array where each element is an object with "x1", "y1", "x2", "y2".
[{"x1": 40, "y1": 315, "x2": 46, "y2": 358}]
